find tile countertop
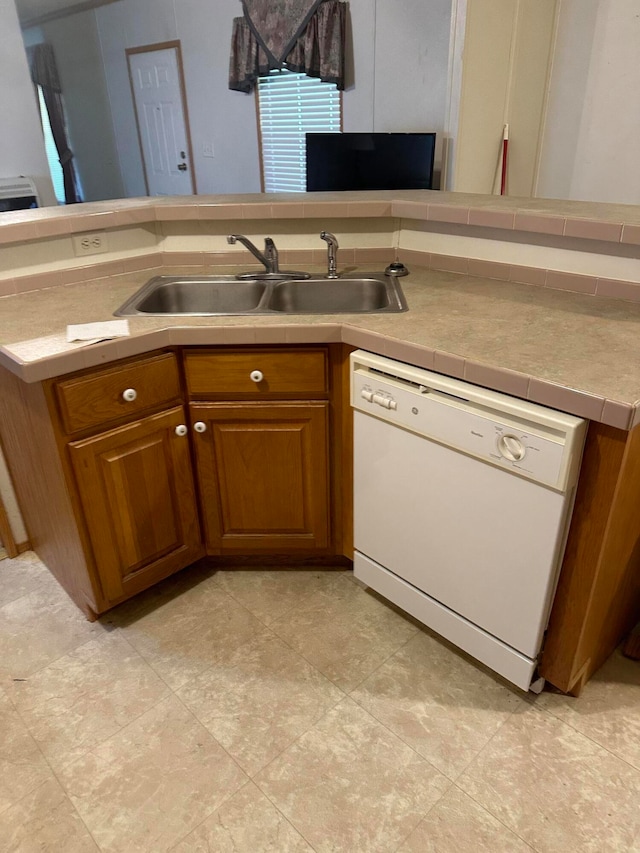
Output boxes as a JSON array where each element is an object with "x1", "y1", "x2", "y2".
[{"x1": 0, "y1": 263, "x2": 639, "y2": 430}]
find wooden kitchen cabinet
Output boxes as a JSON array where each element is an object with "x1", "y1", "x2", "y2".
[
  {"x1": 50, "y1": 352, "x2": 204, "y2": 612},
  {"x1": 68, "y1": 406, "x2": 202, "y2": 602},
  {"x1": 0, "y1": 344, "x2": 351, "y2": 617},
  {"x1": 191, "y1": 401, "x2": 330, "y2": 553},
  {"x1": 185, "y1": 347, "x2": 334, "y2": 555}
]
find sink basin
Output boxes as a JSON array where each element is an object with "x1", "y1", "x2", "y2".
[
  {"x1": 115, "y1": 273, "x2": 408, "y2": 316},
  {"x1": 115, "y1": 277, "x2": 268, "y2": 316},
  {"x1": 268, "y1": 278, "x2": 399, "y2": 313}
]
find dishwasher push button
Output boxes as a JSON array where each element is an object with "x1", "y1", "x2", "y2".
[{"x1": 372, "y1": 393, "x2": 397, "y2": 410}]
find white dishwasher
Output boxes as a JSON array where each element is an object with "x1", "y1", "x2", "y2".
[{"x1": 351, "y1": 351, "x2": 587, "y2": 691}]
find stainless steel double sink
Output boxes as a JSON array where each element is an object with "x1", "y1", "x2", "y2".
[{"x1": 114, "y1": 273, "x2": 408, "y2": 316}]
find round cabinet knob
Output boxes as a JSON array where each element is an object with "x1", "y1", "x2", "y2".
[
  {"x1": 193, "y1": 421, "x2": 207, "y2": 433},
  {"x1": 122, "y1": 388, "x2": 137, "y2": 402},
  {"x1": 497, "y1": 434, "x2": 526, "y2": 462},
  {"x1": 250, "y1": 370, "x2": 264, "y2": 383},
  {"x1": 175, "y1": 425, "x2": 188, "y2": 437}
]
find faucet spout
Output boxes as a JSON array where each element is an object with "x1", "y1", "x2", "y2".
[
  {"x1": 227, "y1": 234, "x2": 277, "y2": 273},
  {"x1": 264, "y1": 237, "x2": 279, "y2": 273},
  {"x1": 320, "y1": 231, "x2": 340, "y2": 279}
]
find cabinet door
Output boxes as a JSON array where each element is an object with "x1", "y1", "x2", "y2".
[
  {"x1": 69, "y1": 407, "x2": 203, "y2": 603},
  {"x1": 191, "y1": 402, "x2": 330, "y2": 553}
]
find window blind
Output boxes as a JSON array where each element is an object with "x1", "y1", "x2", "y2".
[{"x1": 257, "y1": 69, "x2": 341, "y2": 193}]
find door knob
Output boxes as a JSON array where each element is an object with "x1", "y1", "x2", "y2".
[
  {"x1": 193, "y1": 422, "x2": 207, "y2": 433},
  {"x1": 175, "y1": 425, "x2": 188, "y2": 436},
  {"x1": 177, "y1": 163, "x2": 188, "y2": 171}
]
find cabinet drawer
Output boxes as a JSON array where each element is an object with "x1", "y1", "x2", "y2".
[
  {"x1": 185, "y1": 348, "x2": 328, "y2": 398},
  {"x1": 54, "y1": 353, "x2": 181, "y2": 434}
]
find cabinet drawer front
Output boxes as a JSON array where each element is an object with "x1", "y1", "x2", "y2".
[
  {"x1": 185, "y1": 349, "x2": 328, "y2": 398},
  {"x1": 55, "y1": 353, "x2": 181, "y2": 434}
]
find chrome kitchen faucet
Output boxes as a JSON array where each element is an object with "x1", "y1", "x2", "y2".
[
  {"x1": 227, "y1": 234, "x2": 310, "y2": 281},
  {"x1": 320, "y1": 231, "x2": 340, "y2": 278}
]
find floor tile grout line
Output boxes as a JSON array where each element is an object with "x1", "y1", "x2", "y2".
[
  {"x1": 519, "y1": 694, "x2": 640, "y2": 775},
  {"x1": 0, "y1": 715, "x2": 53, "y2": 822},
  {"x1": 0, "y1": 603, "x2": 107, "y2": 689},
  {"x1": 426, "y1": 701, "x2": 540, "y2": 851},
  {"x1": 212, "y1": 565, "x2": 348, "y2": 630},
  {"x1": 248, "y1": 699, "x2": 364, "y2": 850},
  {"x1": 447, "y1": 780, "x2": 538, "y2": 852},
  {"x1": 389, "y1": 777, "x2": 458, "y2": 853},
  {"x1": 6, "y1": 555, "x2": 640, "y2": 850},
  {"x1": 263, "y1": 575, "x2": 422, "y2": 694},
  {"x1": 7, "y1": 632, "x2": 175, "y2": 777},
  {"x1": 163, "y1": 777, "x2": 320, "y2": 853},
  {"x1": 1, "y1": 628, "x2": 112, "y2": 709},
  {"x1": 250, "y1": 692, "x2": 355, "y2": 782},
  {"x1": 166, "y1": 684, "x2": 259, "y2": 836},
  {"x1": 23, "y1": 641, "x2": 250, "y2": 853},
  {"x1": 14, "y1": 748, "x2": 104, "y2": 851},
  {"x1": 344, "y1": 624, "x2": 421, "y2": 696},
  {"x1": 250, "y1": 690, "x2": 454, "y2": 853}
]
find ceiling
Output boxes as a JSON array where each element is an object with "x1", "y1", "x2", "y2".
[{"x1": 15, "y1": 0, "x2": 120, "y2": 27}]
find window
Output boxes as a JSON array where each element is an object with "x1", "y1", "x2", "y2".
[
  {"x1": 37, "y1": 85, "x2": 66, "y2": 204},
  {"x1": 257, "y1": 69, "x2": 341, "y2": 192}
]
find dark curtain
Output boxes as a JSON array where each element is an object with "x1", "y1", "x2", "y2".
[
  {"x1": 28, "y1": 43, "x2": 82, "y2": 205},
  {"x1": 230, "y1": 0, "x2": 346, "y2": 93}
]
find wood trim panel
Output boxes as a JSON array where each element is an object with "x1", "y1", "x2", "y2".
[
  {"x1": 329, "y1": 343, "x2": 353, "y2": 560},
  {"x1": 0, "y1": 366, "x2": 101, "y2": 616},
  {"x1": 0, "y1": 489, "x2": 18, "y2": 558},
  {"x1": 540, "y1": 422, "x2": 640, "y2": 693}
]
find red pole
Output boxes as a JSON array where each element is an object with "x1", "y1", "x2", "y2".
[{"x1": 500, "y1": 124, "x2": 509, "y2": 195}]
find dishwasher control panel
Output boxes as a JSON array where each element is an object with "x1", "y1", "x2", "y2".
[{"x1": 352, "y1": 351, "x2": 587, "y2": 491}]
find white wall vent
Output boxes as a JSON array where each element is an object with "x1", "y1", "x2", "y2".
[{"x1": 0, "y1": 176, "x2": 40, "y2": 207}]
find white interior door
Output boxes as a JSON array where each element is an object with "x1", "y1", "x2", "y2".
[{"x1": 128, "y1": 46, "x2": 194, "y2": 196}]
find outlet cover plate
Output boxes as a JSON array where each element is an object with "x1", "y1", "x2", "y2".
[{"x1": 73, "y1": 232, "x2": 108, "y2": 256}]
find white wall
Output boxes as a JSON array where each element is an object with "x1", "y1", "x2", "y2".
[
  {"x1": 0, "y1": 0, "x2": 56, "y2": 206},
  {"x1": 537, "y1": 0, "x2": 640, "y2": 204},
  {"x1": 7, "y1": 0, "x2": 452, "y2": 199},
  {"x1": 451, "y1": 0, "x2": 556, "y2": 196},
  {"x1": 346, "y1": 0, "x2": 452, "y2": 183},
  {"x1": 96, "y1": 0, "x2": 452, "y2": 196},
  {"x1": 95, "y1": 0, "x2": 263, "y2": 196}
]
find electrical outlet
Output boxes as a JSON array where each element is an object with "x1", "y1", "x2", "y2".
[{"x1": 72, "y1": 232, "x2": 108, "y2": 256}]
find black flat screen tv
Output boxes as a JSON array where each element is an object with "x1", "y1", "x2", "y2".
[{"x1": 306, "y1": 132, "x2": 436, "y2": 192}]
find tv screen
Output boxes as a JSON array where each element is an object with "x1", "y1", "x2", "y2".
[{"x1": 306, "y1": 132, "x2": 436, "y2": 192}]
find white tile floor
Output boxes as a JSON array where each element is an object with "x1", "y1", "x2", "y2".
[{"x1": 1, "y1": 552, "x2": 639, "y2": 852}]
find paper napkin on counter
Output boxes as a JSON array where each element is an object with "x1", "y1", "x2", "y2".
[{"x1": 66, "y1": 319, "x2": 130, "y2": 343}]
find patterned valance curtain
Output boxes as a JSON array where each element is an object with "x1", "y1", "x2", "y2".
[
  {"x1": 27, "y1": 43, "x2": 82, "y2": 205},
  {"x1": 230, "y1": 0, "x2": 346, "y2": 93}
]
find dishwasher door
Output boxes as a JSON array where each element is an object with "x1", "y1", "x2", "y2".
[
  {"x1": 354, "y1": 410, "x2": 569, "y2": 660},
  {"x1": 351, "y1": 350, "x2": 586, "y2": 690}
]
